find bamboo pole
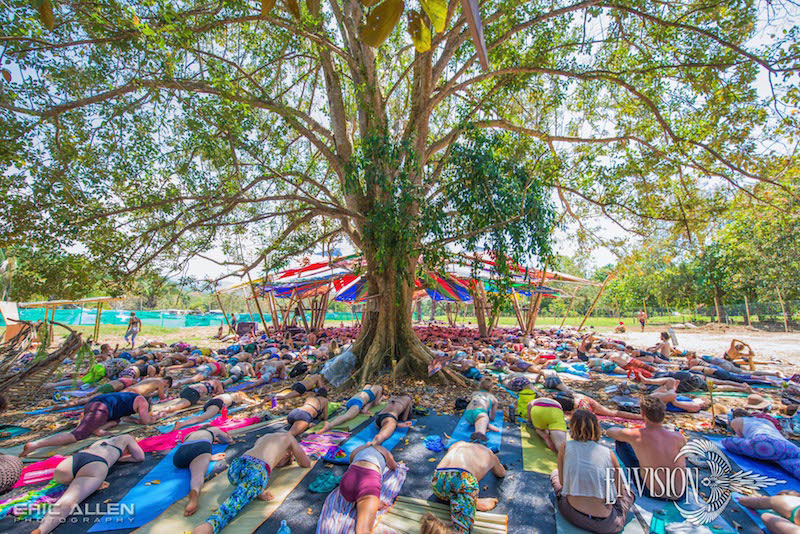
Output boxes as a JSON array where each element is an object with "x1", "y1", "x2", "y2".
[
  {"x1": 266, "y1": 275, "x2": 280, "y2": 331},
  {"x1": 295, "y1": 292, "x2": 311, "y2": 332},
  {"x1": 744, "y1": 294, "x2": 752, "y2": 327},
  {"x1": 242, "y1": 288, "x2": 254, "y2": 322},
  {"x1": 215, "y1": 289, "x2": 233, "y2": 334},
  {"x1": 510, "y1": 290, "x2": 525, "y2": 330},
  {"x1": 245, "y1": 271, "x2": 269, "y2": 333},
  {"x1": 777, "y1": 286, "x2": 790, "y2": 333},
  {"x1": 93, "y1": 302, "x2": 102, "y2": 342},
  {"x1": 707, "y1": 379, "x2": 716, "y2": 427},
  {"x1": 714, "y1": 294, "x2": 722, "y2": 324},
  {"x1": 559, "y1": 287, "x2": 579, "y2": 328},
  {"x1": 577, "y1": 273, "x2": 614, "y2": 331}
]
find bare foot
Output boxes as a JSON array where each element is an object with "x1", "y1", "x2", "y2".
[
  {"x1": 320, "y1": 423, "x2": 330, "y2": 433},
  {"x1": 360, "y1": 409, "x2": 370, "y2": 414},
  {"x1": 398, "y1": 421, "x2": 413, "y2": 428},
  {"x1": 185, "y1": 490, "x2": 199, "y2": 516},
  {"x1": 257, "y1": 490, "x2": 274, "y2": 501},
  {"x1": 100, "y1": 481, "x2": 110, "y2": 490},
  {"x1": 488, "y1": 424, "x2": 500, "y2": 432},
  {"x1": 192, "y1": 522, "x2": 213, "y2": 534},
  {"x1": 476, "y1": 497, "x2": 498, "y2": 512},
  {"x1": 31, "y1": 529, "x2": 42, "y2": 534},
  {"x1": 211, "y1": 453, "x2": 226, "y2": 461},
  {"x1": 20, "y1": 443, "x2": 34, "y2": 458}
]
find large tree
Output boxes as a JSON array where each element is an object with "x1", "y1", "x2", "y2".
[{"x1": 1, "y1": 0, "x2": 797, "y2": 379}]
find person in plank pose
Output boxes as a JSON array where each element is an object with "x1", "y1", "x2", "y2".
[
  {"x1": 174, "y1": 427, "x2": 233, "y2": 516},
  {"x1": 193, "y1": 432, "x2": 311, "y2": 534},
  {"x1": 321, "y1": 384, "x2": 383, "y2": 433},
  {"x1": 32, "y1": 434, "x2": 145, "y2": 534},
  {"x1": 464, "y1": 378, "x2": 500, "y2": 444}
]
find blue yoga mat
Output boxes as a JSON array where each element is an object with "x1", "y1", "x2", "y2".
[
  {"x1": 706, "y1": 435, "x2": 797, "y2": 494},
  {"x1": 447, "y1": 411, "x2": 504, "y2": 451},
  {"x1": 323, "y1": 422, "x2": 409, "y2": 465},
  {"x1": 610, "y1": 395, "x2": 699, "y2": 413},
  {"x1": 88, "y1": 443, "x2": 227, "y2": 531},
  {"x1": 0, "y1": 425, "x2": 30, "y2": 440}
]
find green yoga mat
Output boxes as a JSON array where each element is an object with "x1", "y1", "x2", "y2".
[
  {"x1": 133, "y1": 461, "x2": 316, "y2": 534},
  {"x1": 310, "y1": 403, "x2": 386, "y2": 433},
  {"x1": 520, "y1": 425, "x2": 558, "y2": 474}
]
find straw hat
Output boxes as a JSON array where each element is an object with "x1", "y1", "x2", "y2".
[{"x1": 745, "y1": 394, "x2": 771, "y2": 411}]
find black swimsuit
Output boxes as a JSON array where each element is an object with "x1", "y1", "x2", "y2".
[
  {"x1": 71, "y1": 442, "x2": 123, "y2": 477},
  {"x1": 173, "y1": 429, "x2": 215, "y2": 469}
]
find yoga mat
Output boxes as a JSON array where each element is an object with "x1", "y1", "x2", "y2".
[
  {"x1": 138, "y1": 416, "x2": 261, "y2": 452},
  {"x1": 707, "y1": 435, "x2": 798, "y2": 494},
  {"x1": 0, "y1": 425, "x2": 30, "y2": 441},
  {"x1": 683, "y1": 391, "x2": 750, "y2": 398},
  {"x1": 309, "y1": 403, "x2": 386, "y2": 433},
  {"x1": 610, "y1": 395, "x2": 702, "y2": 413},
  {"x1": 446, "y1": 411, "x2": 504, "y2": 451},
  {"x1": 554, "y1": 498, "x2": 645, "y2": 534},
  {"x1": 519, "y1": 425, "x2": 557, "y2": 474},
  {"x1": 323, "y1": 422, "x2": 409, "y2": 465},
  {"x1": 299, "y1": 431, "x2": 349, "y2": 458},
  {"x1": 88, "y1": 443, "x2": 227, "y2": 531},
  {"x1": 132, "y1": 461, "x2": 316, "y2": 534},
  {"x1": 13, "y1": 455, "x2": 66, "y2": 488},
  {"x1": 732, "y1": 493, "x2": 766, "y2": 531},
  {"x1": 634, "y1": 494, "x2": 735, "y2": 533}
]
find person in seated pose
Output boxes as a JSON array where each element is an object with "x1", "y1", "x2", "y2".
[
  {"x1": 371, "y1": 395, "x2": 413, "y2": 446},
  {"x1": 286, "y1": 389, "x2": 329, "y2": 436},
  {"x1": 725, "y1": 339, "x2": 757, "y2": 370},
  {"x1": 322, "y1": 384, "x2": 383, "y2": 432},
  {"x1": 274, "y1": 373, "x2": 326, "y2": 401},
  {"x1": 31, "y1": 434, "x2": 145, "y2": 534},
  {"x1": 527, "y1": 396, "x2": 569, "y2": 452},
  {"x1": 464, "y1": 378, "x2": 500, "y2": 444},
  {"x1": 174, "y1": 427, "x2": 232, "y2": 516},
  {"x1": 22, "y1": 392, "x2": 154, "y2": 457},
  {"x1": 340, "y1": 444, "x2": 398, "y2": 533},
  {"x1": 738, "y1": 490, "x2": 800, "y2": 534},
  {"x1": 193, "y1": 432, "x2": 311, "y2": 534},
  {"x1": 575, "y1": 334, "x2": 595, "y2": 361},
  {"x1": 606, "y1": 396, "x2": 687, "y2": 500},
  {"x1": 551, "y1": 410, "x2": 635, "y2": 534},
  {"x1": 647, "y1": 332, "x2": 672, "y2": 361},
  {"x1": 722, "y1": 409, "x2": 800, "y2": 479},
  {"x1": 425, "y1": 441, "x2": 505, "y2": 534},
  {"x1": 173, "y1": 392, "x2": 258, "y2": 431},
  {"x1": 156, "y1": 380, "x2": 225, "y2": 416}
]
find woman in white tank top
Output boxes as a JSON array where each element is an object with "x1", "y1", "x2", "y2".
[{"x1": 550, "y1": 409, "x2": 635, "y2": 534}]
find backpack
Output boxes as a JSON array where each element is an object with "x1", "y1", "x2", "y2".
[
  {"x1": 289, "y1": 361, "x2": 308, "y2": 378},
  {"x1": 516, "y1": 389, "x2": 537, "y2": 419}
]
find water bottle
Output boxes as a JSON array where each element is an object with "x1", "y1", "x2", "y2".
[
  {"x1": 648, "y1": 509, "x2": 666, "y2": 534},
  {"x1": 277, "y1": 519, "x2": 291, "y2": 534}
]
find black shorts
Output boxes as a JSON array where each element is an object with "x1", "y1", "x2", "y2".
[
  {"x1": 375, "y1": 413, "x2": 398, "y2": 429},
  {"x1": 203, "y1": 398, "x2": 225, "y2": 413},
  {"x1": 576, "y1": 350, "x2": 588, "y2": 362},
  {"x1": 287, "y1": 408, "x2": 314, "y2": 426},
  {"x1": 291, "y1": 382, "x2": 307, "y2": 395},
  {"x1": 173, "y1": 440, "x2": 212, "y2": 469},
  {"x1": 180, "y1": 387, "x2": 201, "y2": 405}
]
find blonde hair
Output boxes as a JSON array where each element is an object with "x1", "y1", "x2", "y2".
[
  {"x1": 420, "y1": 513, "x2": 452, "y2": 534},
  {"x1": 569, "y1": 409, "x2": 601, "y2": 442}
]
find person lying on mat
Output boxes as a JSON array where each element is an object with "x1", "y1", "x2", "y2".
[
  {"x1": 588, "y1": 356, "x2": 627, "y2": 375},
  {"x1": 287, "y1": 389, "x2": 329, "y2": 436},
  {"x1": 237, "y1": 360, "x2": 287, "y2": 391},
  {"x1": 340, "y1": 444, "x2": 398, "y2": 532},
  {"x1": 59, "y1": 377, "x2": 174, "y2": 409},
  {"x1": 690, "y1": 351, "x2": 783, "y2": 378},
  {"x1": 221, "y1": 361, "x2": 255, "y2": 387},
  {"x1": 156, "y1": 380, "x2": 225, "y2": 416},
  {"x1": 606, "y1": 396, "x2": 687, "y2": 500},
  {"x1": 738, "y1": 490, "x2": 800, "y2": 534},
  {"x1": 532, "y1": 367, "x2": 573, "y2": 393},
  {"x1": 464, "y1": 378, "x2": 500, "y2": 444},
  {"x1": 175, "y1": 427, "x2": 233, "y2": 516},
  {"x1": 682, "y1": 357, "x2": 774, "y2": 386},
  {"x1": 722, "y1": 409, "x2": 800, "y2": 479},
  {"x1": 116, "y1": 362, "x2": 162, "y2": 385},
  {"x1": 274, "y1": 373, "x2": 326, "y2": 401},
  {"x1": 527, "y1": 396, "x2": 570, "y2": 452},
  {"x1": 42, "y1": 357, "x2": 129, "y2": 390},
  {"x1": 551, "y1": 409, "x2": 634, "y2": 534},
  {"x1": 31, "y1": 434, "x2": 145, "y2": 534},
  {"x1": 173, "y1": 392, "x2": 258, "y2": 431},
  {"x1": 370, "y1": 395, "x2": 413, "y2": 447},
  {"x1": 607, "y1": 352, "x2": 657, "y2": 377},
  {"x1": 21, "y1": 392, "x2": 154, "y2": 457},
  {"x1": 174, "y1": 360, "x2": 228, "y2": 387},
  {"x1": 637, "y1": 376, "x2": 711, "y2": 413},
  {"x1": 644, "y1": 370, "x2": 752, "y2": 394},
  {"x1": 425, "y1": 441, "x2": 505, "y2": 534},
  {"x1": 322, "y1": 384, "x2": 383, "y2": 433},
  {"x1": 556, "y1": 391, "x2": 643, "y2": 421},
  {"x1": 193, "y1": 432, "x2": 312, "y2": 534},
  {"x1": 164, "y1": 354, "x2": 215, "y2": 372}
]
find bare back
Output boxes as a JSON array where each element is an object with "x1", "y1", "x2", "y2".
[
  {"x1": 629, "y1": 426, "x2": 687, "y2": 498},
  {"x1": 437, "y1": 441, "x2": 497, "y2": 481}
]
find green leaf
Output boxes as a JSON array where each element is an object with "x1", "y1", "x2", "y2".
[
  {"x1": 419, "y1": 0, "x2": 446, "y2": 33},
  {"x1": 407, "y1": 11, "x2": 430, "y2": 53},
  {"x1": 361, "y1": 0, "x2": 405, "y2": 47}
]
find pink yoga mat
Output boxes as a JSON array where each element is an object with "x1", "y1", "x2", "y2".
[
  {"x1": 13, "y1": 456, "x2": 67, "y2": 488},
  {"x1": 138, "y1": 416, "x2": 262, "y2": 452}
]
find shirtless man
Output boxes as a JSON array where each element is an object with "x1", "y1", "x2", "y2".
[
  {"x1": 429, "y1": 441, "x2": 505, "y2": 533},
  {"x1": 609, "y1": 351, "x2": 657, "y2": 378},
  {"x1": 239, "y1": 360, "x2": 288, "y2": 392},
  {"x1": 274, "y1": 373, "x2": 326, "y2": 401},
  {"x1": 637, "y1": 310, "x2": 647, "y2": 332},
  {"x1": 575, "y1": 334, "x2": 594, "y2": 362},
  {"x1": 174, "y1": 360, "x2": 227, "y2": 387},
  {"x1": 464, "y1": 378, "x2": 500, "y2": 444},
  {"x1": 286, "y1": 389, "x2": 329, "y2": 436},
  {"x1": 174, "y1": 392, "x2": 258, "y2": 431},
  {"x1": 725, "y1": 339, "x2": 757, "y2": 370},
  {"x1": 606, "y1": 396, "x2": 687, "y2": 500},
  {"x1": 371, "y1": 395, "x2": 413, "y2": 446},
  {"x1": 221, "y1": 362, "x2": 255, "y2": 387},
  {"x1": 156, "y1": 380, "x2": 225, "y2": 416},
  {"x1": 322, "y1": 384, "x2": 383, "y2": 432},
  {"x1": 61, "y1": 377, "x2": 173, "y2": 409},
  {"x1": 193, "y1": 433, "x2": 311, "y2": 534}
]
